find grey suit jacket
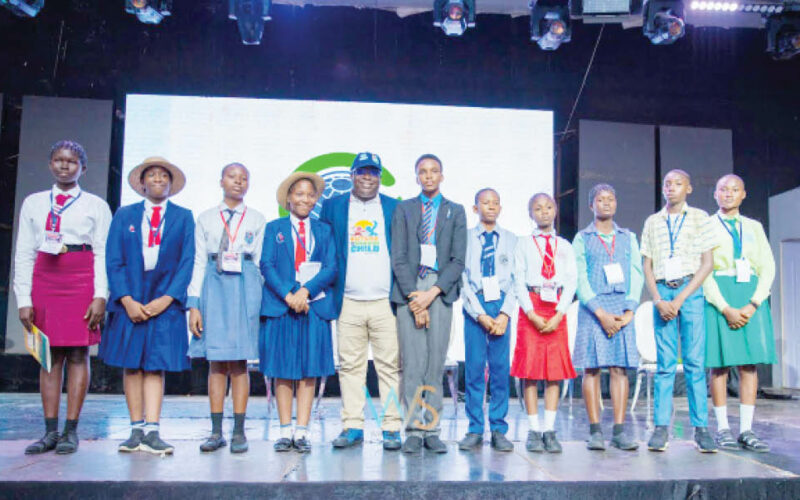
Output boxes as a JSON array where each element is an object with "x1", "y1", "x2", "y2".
[{"x1": 390, "y1": 195, "x2": 467, "y2": 306}]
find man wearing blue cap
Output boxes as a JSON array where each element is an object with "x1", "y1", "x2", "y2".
[{"x1": 320, "y1": 152, "x2": 402, "y2": 451}]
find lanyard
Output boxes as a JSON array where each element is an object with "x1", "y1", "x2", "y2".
[
  {"x1": 717, "y1": 214, "x2": 743, "y2": 258},
  {"x1": 291, "y1": 220, "x2": 313, "y2": 258},
  {"x1": 220, "y1": 207, "x2": 247, "y2": 247},
  {"x1": 665, "y1": 212, "x2": 687, "y2": 258},
  {"x1": 596, "y1": 233, "x2": 616, "y2": 261},
  {"x1": 532, "y1": 233, "x2": 558, "y2": 270},
  {"x1": 48, "y1": 191, "x2": 82, "y2": 230},
  {"x1": 148, "y1": 209, "x2": 166, "y2": 242}
]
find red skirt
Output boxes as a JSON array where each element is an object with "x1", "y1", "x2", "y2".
[
  {"x1": 31, "y1": 250, "x2": 100, "y2": 347},
  {"x1": 510, "y1": 291, "x2": 576, "y2": 381}
]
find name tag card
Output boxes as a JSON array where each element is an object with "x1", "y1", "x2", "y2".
[
  {"x1": 540, "y1": 281, "x2": 559, "y2": 303},
  {"x1": 420, "y1": 244, "x2": 437, "y2": 268},
  {"x1": 603, "y1": 262, "x2": 625, "y2": 285},
  {"x1": 38, "y1": 231, "x2": 64, "y2": 255},
  {"x1": 663, "y1": 256, "x2": 683, "y2": 282},
  {"x1": 221, "y1": 251, "x2": 242, "y2": 274},
  {"x1": 735, "y1": 258, "x2": 752, "y2": 283},
  {"x1": 143, "y1": 246, "x2": 159, "y2": 271},
  {"x1": 298, "y1": 261, "x2": 325, "y2": 302},
  {"x1": 481, "y1": 276, "x2": 501, "y2": 302}
]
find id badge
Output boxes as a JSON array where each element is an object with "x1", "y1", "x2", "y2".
[
  {"x1": 221, "y1": 251, "x2": 242, "y2": 274},
  {"x1": 540, "y1": 281, "x2": 559, "y2": 303},
  {"x1": 481, "y1": 276, "x2": 501, "y2": 302},
  {"x1": 735, "y1": 258, "x2": 752, "y2": 283},
  {"x1": 420, "y1": 244, "x2": 437, "y2": 268},
  {"x1": 663, "y1": 256, "x2": 683, "y2": 282},
  {"x1": 143, "y1": 246, "x2": 159, "y2": 271},
  {"x1": 603, "y1": 262, "x2": 625, "y2": 285},
  {"x1": 38, "y1": 231, "x2": 64, "y2": 255}
]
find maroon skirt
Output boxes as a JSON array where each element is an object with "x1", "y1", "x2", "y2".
[
  {"x1": 31, "y1": 250, "x2": 100, "y2": 347},
  {"x1": 510, "y1": 291, "x2": 576, "y2": 381}
]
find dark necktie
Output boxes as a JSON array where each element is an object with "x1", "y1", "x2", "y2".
[
  {"x1": 480, "y1": 231, "x2": 496, "y2": 277},
  {"x1": 418, "y1": 200, "x2": 434, "y2": 278}
]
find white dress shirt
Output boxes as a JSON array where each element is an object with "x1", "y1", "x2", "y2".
[
  {"x1": 13, "y1": 184, "x2": 112, "y2": 308},
  {"x1": 142, "y1": 199, "x2": 167, "y2": 270},
  {"x1": 290, "y1": 213, "x2": 314, "y2": 259},
  {"x1": 344, "y1": 195, "x2": 391, "y2": 301},
  {"x1": 187, "y1": 202, "x2": 267, "y2": 300},
  {"x1": 513, "y1": 228, "x2": 577, "y2": 314}
]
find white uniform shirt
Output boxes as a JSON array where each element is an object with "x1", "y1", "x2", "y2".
[
  {"x1": 513, "y1": 228, "x2": 578, "y2": 314},
  {"x1": 344, "y1": 195, "x2": 391, "y2": 301},
  {"x1": 13, "y1": 185, "x2": 112, "y2": 308},
  {"x1": 187, "y1": 202, "x2": 267, "y2": 300},
  {"x1": 141, "y1": 199, "x2": 167, "y2": 270},
  {"x1": 290, "y1": 213, "x2": 314, "y2": 259}
]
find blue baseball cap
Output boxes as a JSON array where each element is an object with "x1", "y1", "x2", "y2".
[{"x1": 351, "y1": 152, "x2": 383, "y2": 172}]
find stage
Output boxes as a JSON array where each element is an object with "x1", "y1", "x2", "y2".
[{"x1": 1, "y1": 393, "x2": 799, "y2": 499}]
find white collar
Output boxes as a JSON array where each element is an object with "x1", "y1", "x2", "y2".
[
  {"x1": 290, "y1": 213, "x2": 310, "y2": 227},
  {"x1": 145, "y1": 199, "x2": 167, "y2": 212},
  {"x1": 532, "y1": 227, "x2": 556, "y2": 238},
  {"x1": 52, "y1": 184, "x2": 81, "y2": 197},
  {"x1": 219, "y1": 201, "x2": 244, "y2": 213}
]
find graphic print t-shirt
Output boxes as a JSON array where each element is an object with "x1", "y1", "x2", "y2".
[{"x1": 344, "y1": 196, "x2": 391, "y2": 300}]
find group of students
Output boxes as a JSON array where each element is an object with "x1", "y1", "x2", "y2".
[{"x1": 14, "y1": 140, "x2": 775, "y2": 458}]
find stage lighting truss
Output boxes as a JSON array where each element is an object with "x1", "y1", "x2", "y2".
[
  {"x1": 124, "y1": 0, "x2": 172, "y2": 25},
  {"x1": 689, "y1": 1, "x2": 785, "y2": 13},
  {"x1": 0, "y1": 0, "x2": 43, "y2": 17},
  {"x1": 530, "y1": 0, "x2": 572, "y2": 50},
  {"x1": 766, "y1": 13, "x2": 800, "y2": 59},
  {"x1": 643, "y1": 0, "x2": 686, "y2": 44},
  {"x1": 229, "y1": 0, "x2": 272, "y2": 45},
  {"x1": 433, "y1": 0, "x2": 476, "y2": 36}
]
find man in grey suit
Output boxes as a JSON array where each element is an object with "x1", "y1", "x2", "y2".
[{"x1": 391, "y1": 153, "x2": 467, "y2": 454}]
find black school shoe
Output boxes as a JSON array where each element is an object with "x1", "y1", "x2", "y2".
[
  {"x1": 542, "y1": 431, "x2": 562, "y2": 453},
  {"x1": 199, "y1": 434, "x2": 227, "y2": 452},
  {"x1": 293, "y1": 436, "x2": 312, "y2": 453},
  {"x1": 274, "y1": 438, "x2": 293, "y2": 452},
  {"x1": 118, "y1": 429, "x2": 145, "y2": 452},
  {"x1": 230, "y1": 434, "x2": 249, "y2": 454},
  {"x1": 55, "y1": 429, "x2": 79, "y2": 454},
  {"x1": 423, "y1": 435, "x2": 448, "y2": 454},
  {"x1": 526, "y1": 431, "x2": 544, "y2": 452},
  {"x1": 25, "y1": 431, "x2": 59, "y2": 455},
  {"x1": 139, "y1": 431, "x2": 175, "y2": 456}
]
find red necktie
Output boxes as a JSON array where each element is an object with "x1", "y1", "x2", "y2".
[
  {"x1": 295, "y1": 220, "x2": 307, "y2": 271},
  {"x1": 148, "y1": 206, "x2": 162, "y2": 247},
  {"x1": 540, "y1": 235, "x2": 555, "y2": 280},
  {"x1": 46, "y1": 194, "x2": 71, "y2": 232}
]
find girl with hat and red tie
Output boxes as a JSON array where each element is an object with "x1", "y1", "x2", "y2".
[
  {"x1": 511, "y1": 192, "x2": 578, "y2": 454},
  {"x1": 99, "y1": 157, "x2": 195, "y2": 456},
  {"x1": 259, "y1": 172, "x2": 337, "y2": 453},
  {"x1": 14, "y1": 140, "x2": 112, "y2": 455}
]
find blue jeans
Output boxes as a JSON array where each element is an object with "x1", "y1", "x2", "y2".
[
  {"x1": 653, "y1": 282, "x2": 708, "y2": 427},
  {"x1": 463, "y1": 294, "x2": 510, "y2": 434}
]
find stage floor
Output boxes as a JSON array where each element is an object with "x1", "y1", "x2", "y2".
[{"x1": 1, "y1": 393, "x2": 799, "y2": 498}]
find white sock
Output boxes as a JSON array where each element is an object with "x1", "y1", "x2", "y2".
[
  {"x1": 740, "y1": 404, "x2": 755, "y2": 433},
  {"x1": 713, "y1": 405, "x2": 729, "y2": 431},
  {"x1": 527, "y1": 413, "x2": 540, "y2": 432},
  {"x1": 295, "y1": 425, "x2": 308, "y2": 440},
  {"x1": 544, "y1": 410, "x2": 557, "y2": 432},
  {"x1": 143, "y1": 422, "x2": 159, "y2": 433},
  {"x1": 280, "y1": 424, "x2": 293, "y2": 440},
  {"x1": 131, "y1": 420, "x2": 145, "y2": 431}
]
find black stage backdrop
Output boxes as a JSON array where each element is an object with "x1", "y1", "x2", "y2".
[{"x1": 0, "y1": 1, "x2": 799, "y2": 394}]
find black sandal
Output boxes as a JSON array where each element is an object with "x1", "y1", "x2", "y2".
[
  {"x1": 738, "y1": 430, "x2": 770, "y2": 452},
  {"x1": 25, "y1": 431, "x2": 59, "y2": 455}
]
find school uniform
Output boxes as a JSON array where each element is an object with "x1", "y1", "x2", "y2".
[
  {"x1": 187, "y1": 203, "x2": 266, "y2": 361},
  {"x1": 703, "y1": 212, "x2": 776, "y2": 368},
  {"x1": 99, "y1": 200, "x2": 195, "y2": 372},
  {"x1": 640, "y1": 203, "x2": 717, "y2": 428},
  {"x1": 14, "y1": 185, "x2": 112, "y2": 346},
  {"x1": 511, "y1": 229, "x2": 577, "y2": 381},
  {"x1": 258, "y1": 215, "x2": 337, "y2": 380},
  {"x1": 390, "y1": 193, "x2": 467, "y2": 438},
  {"x1": 461, "y1": 224, "x2": 516, "y2": 435},
  {"x1": 573, "y1": 223, "x2": 644, "y2": 370}
]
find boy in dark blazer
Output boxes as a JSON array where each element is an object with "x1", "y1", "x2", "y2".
[
  {"x1": 320, "y1": 152, "x2": 402, "y2": 451},
  {"x1": 391, "y1": 153, "x2": 467, "y2": 454}
]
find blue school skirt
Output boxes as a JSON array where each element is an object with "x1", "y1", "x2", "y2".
[
  {"x1": 188, "y1": 259, "x2": 262, "y2": 361},
  {"x1": 259, "y1": 308, "x2": 335, "y2": 380},
  {"x1": 573, "y1": 291, "x2": 639, "y2": 370},
  {"x1": 99, "y1": 271, "x2": 190, "y2": 372}
]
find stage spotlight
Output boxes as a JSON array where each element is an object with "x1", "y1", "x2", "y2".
[
  {"x1": 767, "y1": 14, "x2": 800, "y2": 60},
  {"x1": 643, "y1": 0, "x2": 685, "y2": 45},
  {"x1": 530, "y1": 0, "x2": 571, "y2": 51},
  {"x1": 229, "y1": 0, "x2": 272, "y2": 45},
  {"x1": 0, "y1": 0, "x2": 43, "y2": 17},
  {"x1": 124, "y1": 0, "x2": 172, "y2": 25},
  {"x1": 433, "y1": 0, "x2": 476, "y2": 36}
]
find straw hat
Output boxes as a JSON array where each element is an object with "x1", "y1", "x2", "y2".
[
  {"x1": 128, "y1": 156, "x2": 186, "y2": 197},
  {"x1": 276, "y1": 172, "x2": 325, "y2": 210}
]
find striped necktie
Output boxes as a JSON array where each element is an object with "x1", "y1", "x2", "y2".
[
  {"x1": 216, "y1": 208, "x2": 235, "y2": 273},
  {"x1": 418, "y1": 200, "x2": 434, "y2": 278},
  {"x1": 481, "y1": 231, "x2": 496, "y2": 277},
  {"x1": 540, "y1": 234, "x2": 555, "y2": 280}
]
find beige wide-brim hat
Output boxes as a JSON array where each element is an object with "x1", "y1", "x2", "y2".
[
  {"x1": 276, "y1": 172, "x2": 326, "y2": 211},
  {"x1": 128, "y1": 156, "x2": 187, "y2": 197}
]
